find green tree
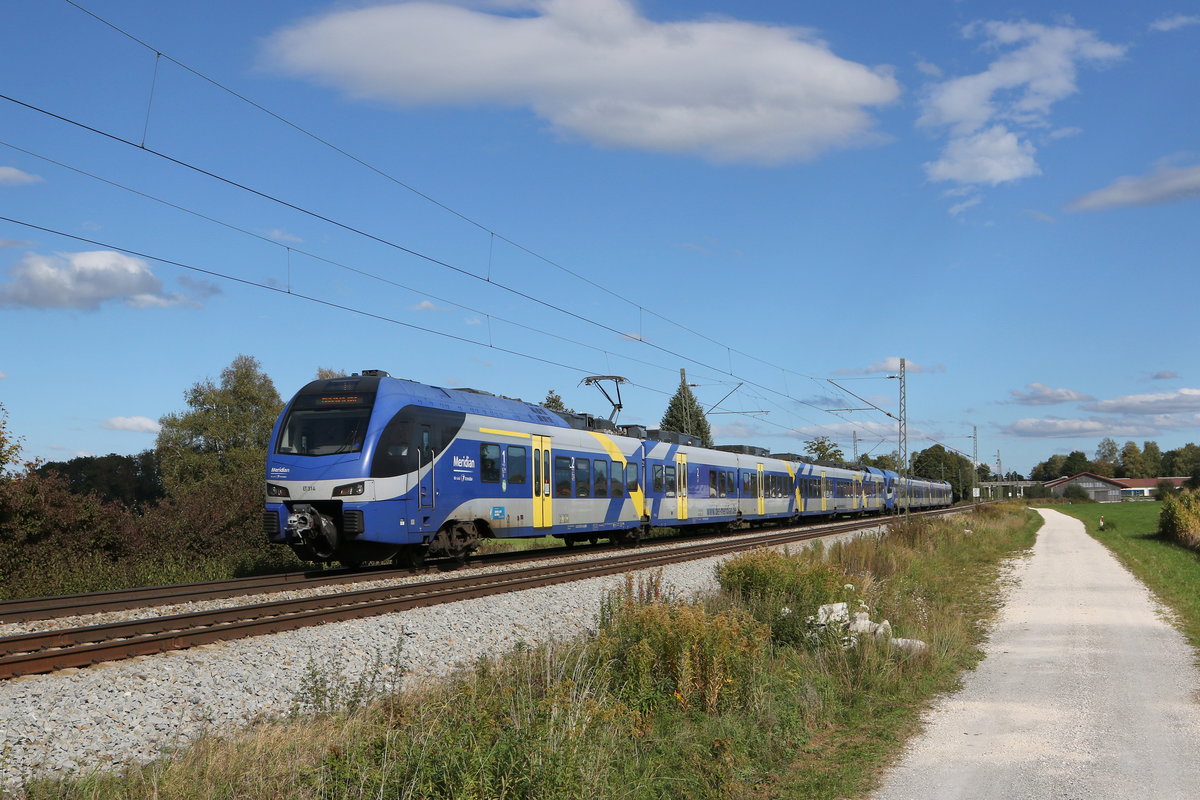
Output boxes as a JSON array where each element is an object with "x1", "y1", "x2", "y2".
[
  {"x1": 1093, "y1": 437, "x2": 1119, "y2": 477},
  {"x1": 911, "y1": 444, "x2": 975, "y2": 501},
  {"x1": 1142, "y1": 440, "x2": 1163, "y2": 478},
  {"x1": 859, "y1": 451, "x2": 899, "y2": 471},
  {"x1": 0, "y1": 402, "x2": 21, "y2": 474},
  {"x1": 802, "y1": 436, "x2": 845, "y2": 463},
  {"x1": 315, "y1": 367, "x2": 348, "y2": 380},
  {"x1": 1119, "y1": 441, "x2": 1147, "y2": 478},
  {"x1": 541, "y1": 389, "x2": 573, "y2": 413},
  {"x1": 1164, "y1": 443, "x2": 1200, "y2": 477},
  {"x1": 1062, "y1": 450, "x2": 1092, "y2": 476},
  {"x1": 1029, "y1": 454, "x2": 1068, "y2": 482},
  {"x1": 1062, "y1": 483, "x2": 1092, "y2": 502},
  {"x1": 156, "y1": 355, "x2": 283, "y2": 495},
  {"x1": 36, "y1": 451, "x2": 163, "y2": 509},
  {"x1": 660, "y1": 372, "x2": 713, "y2": 447}
]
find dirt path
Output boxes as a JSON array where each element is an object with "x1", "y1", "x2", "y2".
[{"x1": 869, "y1": 507, "x2": 1200, "y2": 800}]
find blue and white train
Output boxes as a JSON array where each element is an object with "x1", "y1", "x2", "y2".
[{"x1": 263, "y1": 371, "x2": 952, "y2": 566}]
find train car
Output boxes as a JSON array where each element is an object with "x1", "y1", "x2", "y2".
[{"x1": 264, "y1": 372, "x2": 953, "y2": 566}]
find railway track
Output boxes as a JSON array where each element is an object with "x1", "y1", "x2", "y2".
[{"x1": 0, "y1": 507, "x2": 964, "y2": 679}]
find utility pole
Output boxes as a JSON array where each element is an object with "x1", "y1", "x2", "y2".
[
  {"x1": 972, "y1": 425, "x2": 978, "y2": 506},
  {"x1": 852, "y1": 429, "x2": 859, "y2": 462},
  {"x1": 898, "y1": 357, "x2": 908, "y2": 517}
]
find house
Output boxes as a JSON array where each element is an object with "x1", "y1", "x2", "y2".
[
  {"x1": 1044, "y1": 472, "x2": 1125, "y2": 502},
  {"x1": 1112, "y1": 476, "x2": 1190, "y2": 500},
  {"x1": 1044, "y1": 473, "x2": 1191, "y2": 502}
]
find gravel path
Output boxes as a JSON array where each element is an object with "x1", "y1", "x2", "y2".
[{"x1": 870, "y1": 508, "x2": 1200, "y2": 800}]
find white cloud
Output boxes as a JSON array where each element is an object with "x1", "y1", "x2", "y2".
[
  {"x1": 265, "y1": 0, "x2": 900, "y2": 164},
  {"x1": 0, "y1": 250, "x2": 201, "y2": 310},
  {"x1": 948, "y1": 194, "x2": 982, "y2": 216},
  {"x1": 926, "y1": 123, "x2": 1041, "y2": 185},
  {"x1": 1067, "y1": 162, "x2": 1200, "y2": 211},
  {"x1": 265, "y1": 228, "x2": 303, "y2": 243},
  {"x1": 1152, "y1": 371, "x2": 1179, "y2": 380},
  {"x1": 1022, "y1": 208, "x2": 1055, "y2": 222},
  {"x1": 0, "y1": 166, "x2": 42, "y2": 186},
  {"x1": 920, "y1": 20, "x2": 1124, "y2": 188},
  {"x1": 1006, "y1": 382, "x2": 1094, "y2": 406},
  {"x1": 1001, "y1": 412, "x2": 1200, "y2": 438},
  {"x1": 1149, "y1": 15, "x2": 1200, "y2": 32},
  {"x1": 411, "y1": 299, "x2": 452, "y2": 312},
  {"x1": 835, "y1": 356, "x2": 945, "y2": 375},
  {"x1": 1083, "y1": 388, "x2": 1200, "y2": 415},
  {"x1": 103, "y1": 416, "x2": 162, "y2": 434},
  {"x1": 0, "y1": 371, "x2": 7, "y2": 379},
  {"x1": 0, "y1": 239, "x2": 34, "y2": 248}
]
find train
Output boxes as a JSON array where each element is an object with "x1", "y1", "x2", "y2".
[{"x1": 263, "y1": 371, "x2": 953, "y2": 566}]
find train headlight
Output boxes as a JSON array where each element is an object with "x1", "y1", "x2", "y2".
[
  {"x1": 267, "y1": 483, "x2": 290, "y2": 497},
  {"x1": 333, "y1": 481, "x2": 366, "y2": 497}
]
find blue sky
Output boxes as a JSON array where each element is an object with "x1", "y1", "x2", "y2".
[{"x1": 1, "y1": 0, "x2": 1198, "y2": 477}]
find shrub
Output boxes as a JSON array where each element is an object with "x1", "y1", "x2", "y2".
[
  {"x1": 716, "y1": 550, "x2": 846, "y2": 646},
  {"x1": 596, "y1": 574, "x2": 770, "y2": 712},
  {"x1": 1160, "y1": 489, "x2": 1200, "y2": 551},
  {"x1": 1062, "y1": 483, "x2": 1092, "y2": 502}
]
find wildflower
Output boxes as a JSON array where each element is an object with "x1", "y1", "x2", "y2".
[
  {"x1": 843, "y1": 584, "x2": 855, "y2": 591},
  {"x1": 780, "y1": 606, "x2": 792, "y2": 617}
]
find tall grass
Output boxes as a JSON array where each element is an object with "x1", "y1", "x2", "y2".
[{"x1": 24, "y1": 504, "x2": 1038, "y2": 800}]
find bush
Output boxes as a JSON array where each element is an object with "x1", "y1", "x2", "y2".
[
  {"x1": 1160, "y1": 489, "x2": 1200, "y2": 551},
  {"x1": 716, "y1": 550, "x2": 846, "y2": 646},
  {"x1": 596, "y1": 574, "x2": 770, "y2": 712},
  {"x1": 1062, "y1": 483, "x2": 1092, "y2": 502}
]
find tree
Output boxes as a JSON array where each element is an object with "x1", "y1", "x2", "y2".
[
  {"x1": 803, "y1": 436, "x2": 844, "y2": 463},
  {"x1": 1164, "y1": 443, "x2": 1200, "y2": 478},
  {"x1": 1062, "y1": 483, "x2": 1092, "y2": 502},
  {"x1": 859, "y1": 451, "x2": 899, "y2": 471},
  {"x1": 0, "y1": 402, "x2": 21, "y2": 474},
  {"x1": 541, "y1": 389, "x2": 573, "y2": 413},
  {"x1": 36, "y1": 451, "x2": 163, "y2": 509},
  {"x1": 911, "y1": 444, "x2": 974, "y2": 501},
  {"x1": 1119, "y1": 441, "x2": 1147, "y2": 479},
  {"x1": 660, "y1": 371, "x2": 713, "y2": 447},
  {"x1": 315, "y1": 367, "x2": 348, "y2": 380},
  {"x1": 1142, "y1": 440, "x2": 1163, "y2": 478},
  {"x1": 1093, "y1": 437, "x2": 1118, "y2": 477},
  {"x1": 1062, "y1": 450, "x2": 1092, "y2": 476},
  {"x1": 1029, "y1": 454, "x2": 1068, "y2": 483},
  {"x1": 156, "y1": 355, "x2": 283, "y2": 495},
  {"x1": 1155, "y1": 479, "x2": 1178, "y2": 498}
]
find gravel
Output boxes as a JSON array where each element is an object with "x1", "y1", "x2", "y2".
[{"x1": 1, "y1": 527, "x2": 877, "y2": 797}]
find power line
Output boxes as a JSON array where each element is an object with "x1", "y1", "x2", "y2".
[{"x1": 59, "y1": 0, "x2": 829, "y2": 386}]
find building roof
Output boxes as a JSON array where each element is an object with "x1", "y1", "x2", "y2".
[{"x1": 1043, "y1": 472, "x2": 1126, "y2": 489}]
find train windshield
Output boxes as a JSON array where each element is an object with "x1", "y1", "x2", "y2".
[{"x1": 275, "y1": 392, "x2": 376, "y2": 457}]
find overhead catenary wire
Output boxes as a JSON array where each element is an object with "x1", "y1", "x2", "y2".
[{"x1": 0, "y1": 92, "x2": 864, "y2": 441}]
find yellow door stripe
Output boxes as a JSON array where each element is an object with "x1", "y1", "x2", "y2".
[{"x1": 587, "y1": 431, "x2": 646, "y2": 519}]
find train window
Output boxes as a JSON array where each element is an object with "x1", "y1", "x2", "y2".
[
  {"x1": 626, "y1": 463, "x2": 639, "y2": 493},
  {"x1": 594, "y1": 460, "x2": 608, "y2": 498},
  {"x1": 554, "y1": 456, "x2": 572, "y2": 497},
  {"x1": 370, "y1": 406, "x2": 466, "y2": 478},
  {"x1": 576, "y1": 458, "x2": 591, "y2": 497},
  {"x1": 507, "y1": 446, "x2": 527, "y2": 485},
  {"x1": 708, "y1": 470, "x2": 718, "y2": 497},
  {"x1": 480, "y1": 444, "x2": 501, "y2": 483},
  {"x1": 653, "y1": 464, "x2": 664, "y2": 493},
  {"x1": 276, "y1": 392, "x2": 377, "y2": 458},
  {"x1": 533, "y1": 448, "x2": 541, "y2": 497},
  {"x1": 664, "y1": 465, "x2": 677, "y2": 496}
]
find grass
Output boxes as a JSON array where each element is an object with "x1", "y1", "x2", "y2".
[
  {"x1": 1043, "y1": 500, "x2": 1200, "y2": 652},
  {"x1": 21, "y1": 504, "x2": 1039, "y2": 800}
]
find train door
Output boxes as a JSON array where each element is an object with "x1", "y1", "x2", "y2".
[
  {"x1": 418, "y1": 422, "x2": 435, "y2": 509},
  {"x1": 675, "y1": 452, "x2": 688, "y2": 521},
  {"x1": 756, "y1": 463, "x2": 765, "y2": 515},
  {"x1": 820, "y1": 471, "x2": 828, "y2": 513},
  {"x1": 532, "y1": 434, "x2": 552, "y2": 529}
]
